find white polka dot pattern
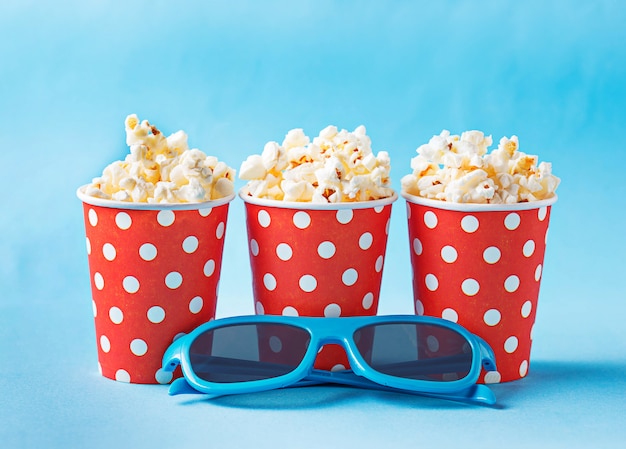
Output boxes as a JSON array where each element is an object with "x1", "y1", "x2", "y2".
[
  {"x1": 317, "y1": 241, "x2": 336, "y2": 259},
  {"x1": 115, "y1": 212, "x2": 131, "y2": 230},
  {"x1": 299, "y1": 274, "x2": 317, "y2": 292},
  {"x1": 243, "y1": 197, "x2": 395, "y2": 370},
  {"x1": 80, "y1": 201, "x2": 231, "y2": 384},
  {"x1": 276, "y1": 243, "x2": 293, "y2": 261},
  {"x1": 441, "y1": 245, "x2": 458, "y2": 263},
  {"x1": 405, "y1": 200, "x2": 553, "y2": 383}
]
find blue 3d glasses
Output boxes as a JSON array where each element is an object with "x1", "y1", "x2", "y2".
[{"x1": 162, "y1": 314, "x2": 497, "y2": 405}]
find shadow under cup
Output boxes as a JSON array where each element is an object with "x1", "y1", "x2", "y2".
[
  {"x1": 403, "y1": 192, "x2": 556, "y2": 383},
  {"x1": 77, "y1": 186, "x2": 233, "y2": 384},
  {"x1": 240, "y1": 191, "x2": 397, "y2": 371}
]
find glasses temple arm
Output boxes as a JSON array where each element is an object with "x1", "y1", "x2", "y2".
[
  {"x1": 302, "y1": 369, "x2": 496, "y2": 406},
  {"x1": 168, "y1": 377, "x2": 207, "y2": 395}
]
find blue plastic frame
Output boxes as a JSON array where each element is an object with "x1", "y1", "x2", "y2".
[{"x1": 162, "y1": 315, "x2": 497, "y2": 405}]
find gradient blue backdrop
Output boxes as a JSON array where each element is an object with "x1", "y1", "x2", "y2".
[{"x1": 2, "y1": 1, "x2": 625, "y2": 448}]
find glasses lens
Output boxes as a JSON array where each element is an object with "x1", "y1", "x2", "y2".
[
  {"x1": 189, "y1": 323, "x2": 311, "y2": 383},
  {"x1": 354, "y1": 322, "x2": 472, "y2": 382}
]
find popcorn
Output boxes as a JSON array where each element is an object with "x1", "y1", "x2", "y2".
[
  {"x1": 240, "y1": 125, "x2": 394, "y2": 203},
  {"x1": 85, "y1": 114, "x2": 235, "y2": 203},
  {"x1": 401, "y1": 130, "x2": 560, "y2": 204}
]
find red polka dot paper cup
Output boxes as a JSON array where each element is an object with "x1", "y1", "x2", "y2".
[
  {"x1": 77, "y1": 186, "x2": 234, "y2": 384},
  {"x1": 240, "y1": 190, "x2": 397, "y2": 371},
  {"x1": 402, "y1": 192, "x2": 557, "y2": 383}
]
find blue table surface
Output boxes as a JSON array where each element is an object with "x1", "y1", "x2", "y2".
[{"x1": 2, "y1": 1, "x2": 626, "y2": 448}]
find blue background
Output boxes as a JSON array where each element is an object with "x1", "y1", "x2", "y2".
[{"x1": 2, "y1": 1, "x2": 625, "y2": 447}]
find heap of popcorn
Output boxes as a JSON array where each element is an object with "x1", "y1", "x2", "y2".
[
  {"x1": 401, "y1": 130, "x2": 560, "y2": 204},
  {"x1": 239, "y1": 125, "x2": 394, "y2": 203},
  {"x1": 84, "y1": 114, "x2": 235, "y2": 203}
]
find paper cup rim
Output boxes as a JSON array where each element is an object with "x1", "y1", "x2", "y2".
[
  {"x1": 238, "y1": 189, "x2": 398, "y2": 210},
  {"x1": 76, "y1": 184, "x2": 235, "y2": 210},
  {"x1": 401, "y1": 191, "x2": 557, "y2": 212}
]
